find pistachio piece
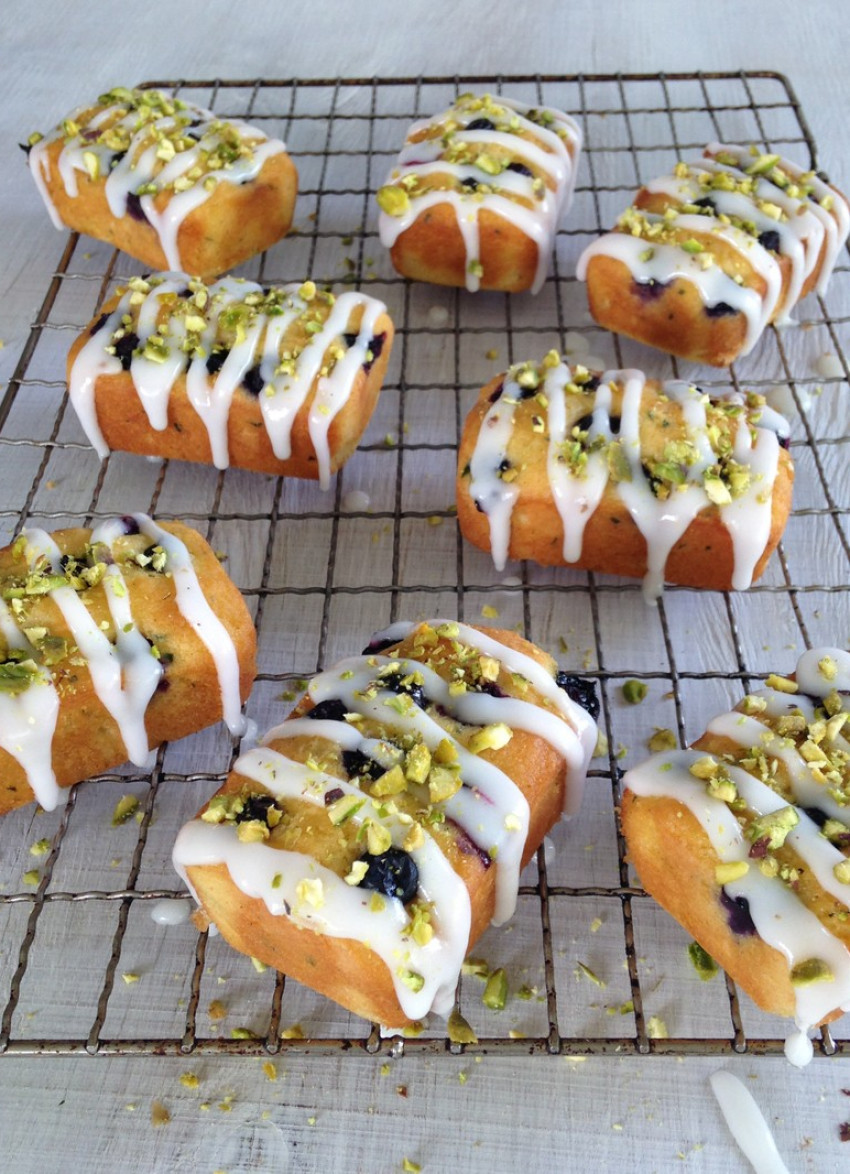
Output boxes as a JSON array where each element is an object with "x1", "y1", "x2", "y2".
[
  {"x1": 789, "y1": 958, "x2": 834, "y2": 986},
  {"x1": 376, "y1": 185, "x2": 410, "y2": 217},
  {"x1": 715, "y1": 860, "x2": 750, "y2": 884},
  {"x1": 447, "y1": 1009, "x2": 478, "y2": 1045},
  {"x1": 482, "y1": 967, "x2": 508, "y2": 1010}
]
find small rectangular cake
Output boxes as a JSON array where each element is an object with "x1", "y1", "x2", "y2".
[
  {"x1": 456, "y1": 351, "x2": 794, "y2": 600},
  {"x1": 66, "y1": 274, "x2": 394, "y2": 489},
  {"x1": 377, "y1": 91, "x2": 582, "y2": 294},
  {"x1": 0, "y1": 515, "x2": 256, "y2": 815},
  {"x1": 577, "y1": 144, "x2": 849, "y2": 366},
  {"x1": 26, "y1": 86, "x2": 298, "y2": 278},
  {"x1": 173, "y1": 620, "x2": 598, "y2": 1026},
  {"x1": 621, "y1": 649, "x2": 850, "y2": 1065}
]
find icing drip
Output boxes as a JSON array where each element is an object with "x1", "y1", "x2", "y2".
[
  {"x1": 173, "y1": 620, "x2": 596, "y2": 1021},
  {"x1": 28, "y1": 88, "x2": 287, "y2": 271},
  {"x1": 134, "y1": 515, "x2": 246, "y2": 736},
  {"x1": 0, "y1": 514, "x2": 247, "y2": 808},
  {"x1": 68, "y1": 274, "x2": 389, "y2": 490},
  {"x1": 709, "y1": 1071, "x2": 790, "y2": 1173},
  {"x1": 466, "y1": 359, "x2": 787, "y2": 601},
  {"x1": 378, "y1": 93, "x2": 581, "y2": 293},
  {"x1": 623, "y1": 648, "x2": 850, "y2": 1061},
  {"x1": 576, "y1": 143, "x2": 850, "y2": 347}
]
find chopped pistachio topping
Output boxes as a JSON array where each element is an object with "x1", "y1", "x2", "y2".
[
  {"x1": 112, "y1": 794, "x2": 140, "y2": 826},
  {"x1": 687, "y1": 941, "x2": 719, "y2": 981},
  {"x1": 482, "y1": 967, "x2": 508, "y2": 1009},
  {"x1": 789, "y1": 958, "x2": 834, "y2": 986},
  {"x1": 447, "y1": 1009, "x2": 478, "y2": 1044},
  {"x1": 622, "y1": 680, "x2": 648, "y2": 705},
  {"x1": 715, "y1": 860, "x2": 750, "y2": 884}
]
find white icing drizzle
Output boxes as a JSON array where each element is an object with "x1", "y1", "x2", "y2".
[
  {"x1": 378, "y1": 93, "x2": 581, "y2": 293},
  {"x1": 623, "y1": 649, "x2": 850, "y2": 1060},
  {"x1": 0, "y1": 514, "x2": 247, "y2": 808},
  {"x1": 28, "y1": 89, "x2": 287, "y2": 270},
  {"x1": 0, "y1": 597, "x2": 61, "y2": 810},
  {"x1": 173, "y1": 619, "x2": 596, "y2": 1021},
  {"x1": 709, "y1": 1071, "x2": 790, "y2": 1173},
  {"x1": 134, "y1": 515, "x2": 246, "y2": 736},
  {"x1": 576, "y1": 142, "x2": 850, "y2": 348},
  {"x1": 466, "y1": 361, "x2": 787, "y2": 601},
  {"x1": 67, "y1": 275, "x2": 389, "y2": 490}
]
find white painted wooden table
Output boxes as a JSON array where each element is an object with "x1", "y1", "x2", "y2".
[{"x1": 1, "y1": 2, "x2": 849, "y2": 1170}]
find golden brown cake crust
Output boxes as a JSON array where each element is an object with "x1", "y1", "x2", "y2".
[
  {"x1": 182, "y1": 622, "x2": 595, "y2": 1026},
  {"x1": 456, "y1": 363, "x2": 793, "y2": 592},
  {"x1": 0, "y1": 520, "x2": 256, "y2": 815}
]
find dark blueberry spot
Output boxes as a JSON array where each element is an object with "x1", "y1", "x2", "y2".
[
  {"x1": 357, "y1": 847, "x2": 419, "y2": 903},
  {"x1": 307, "y1": 698, "x2": 349, "y2": 722},
  {"x1": 343, "y1": 333, "x2": 358, "y2": 348},
  {"x1": 177, "y1": 287, "x2": 194, "y2": 299},
  {"x1": 239, "y1": 794, "x2": 278, "y2": 824},
  {"x1": 206, "y1": 348, "x2": 230, "y2": 376},
  {"x1": 720, "y1": 887, "x2": 757, "y2": 936},
  {"x1": 575, "y1": 414, "x2": 594, "y2": 433},
  {"x1": 19, "y1": 141, "x2": 33, "y2": 157},
  {"x1": 802, "y1": 806, "x2": 828, "y2": 829},
  {"x1": 361, "y1": 635, "x2": 398, "y2": 655},
  {"x1": 477, "y1": 680, "x2": 507, "y2": 699},
  {"x1": 363, "y1": 332, "x2": 386, "y2": 374},
  {"x1": 498, "y1": 458, "x2": 512, "y2": 474},
  {"x1": 341, "y1": 748, "x2": 385, "y2": 782},
  {"x1": 461, "y1": 176, "x2": 479, "y2": 191},
  {"x1": 489, "y1": 381, "x2": 505, "y2": 404},
  {"x1": 379, "y1": 671, "x2": 427, "y2": 710},
  {"x1": 156, "y1": 676, "x2": 170, "y2": 694},
  {"x1": 451, "y1": 821, "x2": 492, "y2": 869},
  {"x1": 609, "y1": 415, "x2": 621, "y2": 435},
  {"x1": 758, "y1": 229, "x2": 781, "y2": 254},
  {"x1": 555, "y1": 672, "x2": 600, "y2": 722},
  {"x1": 705, "y1": 301, "x2": 738, "y2": 319},
  {"x1": 506, "y1": 161, "x2": 533, "y2": 177},
  {"x1": 323, "y1": 787, "x2": 345, "y2": 806},
  {"x1": 632, "y1": 278, "x2": 669, "y2": 303},
  {"x1": 641, "y1": 462, "x2": 664, "y2": 496},
  {"x1": 242, "y1": 364, "x2": 265, "y2": 396},
  {"x1": 778, "y1": 434, "x2": 791, "y2": 451},
  {"x1": 109, "y1": 150, "x2": 127, "y2": 171},
  {"x1": 693, "y1": 196, "x2": 715, "y2": 211},
  {"x1": 113, "y1": 331, "x2": 139, "y2": 371},
  {"x1": 466, "y1": 118, "x2": 496, "y2": 131},
  {"x1": 119, "y1": 515, "x2": 140, "y2": 535},
  {"x1": 582, "y1": 374, "x2": 601, "y2": 394},
  {"x1": 126, "y1": 192, "x2": 148, "y2": 224},
  {"x1": 474, "y1": 498, "x2": 485, "y2": 513},
  {"x1": 89, "y1": 312, "x2": 110, "y2": 336}
]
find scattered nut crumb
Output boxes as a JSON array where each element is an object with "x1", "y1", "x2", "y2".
[
  {"x1": 207, "y1": 999, "x2": 227, "y2": 1020},
  {"x1": 179, "y1": 1072, "x2": 199, "y2": 1089},
  {"x1": 150, "y1": 1100, "x2": 171, "y2": 1127},
  {"x1": 121, "y1": 972, "x2": 140, "y2": 985}
]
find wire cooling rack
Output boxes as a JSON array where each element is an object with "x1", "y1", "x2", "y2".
[{"x1": 0, "y1": 72, "x2": 848, "y2": 1061}]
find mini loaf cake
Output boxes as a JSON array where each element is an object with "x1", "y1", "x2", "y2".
[
  {"x1": 621, "y1": 648, "x2": 850, "y2": 1065},
  {"x1": 0, "y1": 514, "x2": 256, "y2": 815},
  {"x1": 577, "y1": 144, "x2": 850, "y2": 366},
  {"x1": 173, "y1": 619, "x2": 598, "y2": 1026},
  {"x1": 377, "y1": 91, "x2": 582, "y2": 294},
  {"x1": 456, "y1": 351, "x2": 793, "y2": 601},
  {"x1": 67, "y1": 274, "x2": 394, "y2": 488},
  {"x1": 25, "y1": 86, "x2": 298, "y2": 277}
]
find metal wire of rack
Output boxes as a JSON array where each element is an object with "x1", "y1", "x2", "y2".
[{"x1": 0, "y1": 72, "x2": 848, "y2": 1061}]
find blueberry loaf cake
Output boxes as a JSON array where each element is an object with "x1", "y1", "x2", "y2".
[
  {"x1": 0, "y1": 515, "x2": 256, "y2": 815},
  {"x1": 377, "y1": 92, "x2": 582, "y2": 294},
  {"x1": 456, "y1": 352, "x2": 793, "y2": 601},
  {"x1": 26, "y1": 86, "x2": 298, "y2": 278},
  {"x1": 173, "y1": 620, "x2": 598, "y2": 1026},
  {"x1": 621, "y1": 649, "x2": 850, "y2": 1064},
  {"x1": 577, "y1": 144, "x2": 850, "y2": 366},
  {"x1": 67, "y1": 274, "x2": 394, "y2": 488}
]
